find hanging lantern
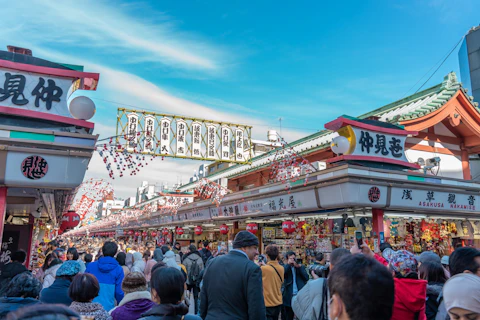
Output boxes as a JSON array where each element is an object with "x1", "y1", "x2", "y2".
[
  {"x1": 127, "y1": 230, "x2": 134, "y2": 235},
  {"x1": 150, "y1": 231, "x2": 158, "y2": 237},
  {"x1": 134, "y1": 231, "x2": 140, "y2": 237},
  {"x1": 142, "y1": 231, "x2": 148, "y2": 237},
  {"x1": 246, "y1": 223, "x2": 258, "y2": 234},
  {"x1": 59, "y1": 211, "x2": 81, "y2": 230},
  {"x1": 162, "y1": 228, "x2": 169, "y2": 235},
  {"x1": 194, "y1": 226, "x2": 203, "y2": 235},
  {"x1": 176, "y1": 227, "x2": 184, "y2": 235},
  {"x1": 219, "y1": 224, "x2": 229, "y2": 235},
  {"x1": 282, "y1": 220, "x2": 296, "y2": 234}
]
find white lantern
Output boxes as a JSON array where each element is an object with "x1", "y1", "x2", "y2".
[
  {"x1": 68, "y1": 96, "x2": 96, "y2": 120},
  {"x1": 331, "y1": 136, "x2": 350, "y2": 155}
]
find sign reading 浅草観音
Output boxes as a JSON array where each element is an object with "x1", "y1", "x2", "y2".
[
  {"x1": 389, "y1": 187, "x2": 477, "y2": 212},
  {"x1": 325, "y1": 116, "x2": 419, "y2": 169},
  {"x1": 0, "y1": 68, "x2": 74, "y2": 117}
]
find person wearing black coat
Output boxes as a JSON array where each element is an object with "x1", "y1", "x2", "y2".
[
  {"x1": 0, "y1": 251, "x2": 28, "y2": 297},
  {"x1": 282, "y1": 252, "x2": 309, "y2": 320},
  {"x1": 199, "y1": 231, "x2": 266, "y2": 320}
]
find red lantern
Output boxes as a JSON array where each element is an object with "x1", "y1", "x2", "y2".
[
  {"x1": 176, "y1": 227, "x2": 184, "y2": 235},
  {"x1": 246, "y1": 223, "x2": 258, "y2": 234},
  {"x1": 162, "y1": 228, "x2": 169, "y2": 235},
  {"x1": 59, "y1": 211, "x2": 81, "y2": 230},
  {"x1": 219, "y1": 224, "x2": 229, "y2": 235},
  {"x1": 134, "y1": 231, "x2": 140, "y2": 237},
  {"x1": 127, "y1": 230, "x2": 134, "y2": 235},
  {"x1": 194, "y1": 226, "x2": 203, "y2": 235},
  {"x1": 142, "y1": 231, "x2": 148, "y2": 237},
  {"x1": 282, "y1": 220, "x2": 296, "y2": 234},
  {"x1": 151, "y1": 231, "x2": 157, "y2": 237}
]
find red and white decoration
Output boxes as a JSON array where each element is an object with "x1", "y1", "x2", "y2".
[
  {"x1": 219, "y1": 224, "x2": 229, "y2": 235},
  {"x1": 194, "y1": 226, "x2": 203, "y2": 235},
  {"x1": 246, "y1": 223, "x2": 258, "y2": 234},
  {"x1": 282, "y1": 220, "x2": 296, "y2": 234}
]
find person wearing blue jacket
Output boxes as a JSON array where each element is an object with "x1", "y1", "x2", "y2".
[{"x1": 85, "y1": 241, "x2": 124, "y2": 311}]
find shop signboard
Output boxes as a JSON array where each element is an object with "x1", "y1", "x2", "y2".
[
  {"x1": 0, "y1": 68, "x2": 75, "y2": 118},
  {"x1": 116, "y1": 108, "x2": 252, "y2": 164},
  {"x1": 318, "y1": 183, "x2": 388, "y2": 208},
  {"x1": 389, "y1": 187, "x2": 477, "y2": 213},
  {"x1": 184, "y1": 208, "x2": 211, "y2": 222},
  {"x1": 3, "y1": 151, "x2": 90, "y2": 188},
  {"x1": 215, "y1": 189, "x2": 319, "y2": 218}
]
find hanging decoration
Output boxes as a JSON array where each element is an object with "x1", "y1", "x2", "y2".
[
  {"x1": 162, "y1": 228, "x2": 169, "y2": 236},
  {"x1": 269, "y1": 135, "x2": 317, "y2": 191},
  {"x1": 194, "y1": 226, "x2": 203, "y2": 235},
  {"x1": 142, "y1": 231, "x2": 148, "y2": 237},
  {"x1": 150, "y1": 231, "x2": 158, "y2": 237},
  {"x1": 282, "y1": 220, "x2": 296, "y2": 234},
  {"x1": 176, "y1": 227, "x2": 184, "y2": 235},
  {"x1": 194, "y1": 178, "x2": 231, "y2": 206},
  {"x1": 246, "y1": 223, "x2": 258, "y2": 234},
  {"x1": 219, "y1": 224, "x2": 229, "y2": 235}
]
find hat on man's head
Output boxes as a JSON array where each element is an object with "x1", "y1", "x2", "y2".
[
  {"x1": 122, "y1": 272, "x2": 148, "y2": 294},
  {"x1": 56, "y1": 260, "x2": 81, "y2": 277},
  {"x1": 441, "y1": 255, "x2": 449, "y2": 265},
  {"x1": 233, "y1": 231, "x2": 259, "y2": 249},
  {"x1": 418, "y1": 251, "x2": 441, "y2": 264},
  {"x1": 384, "y1": 249, "x2": 418, "y2": 277}
]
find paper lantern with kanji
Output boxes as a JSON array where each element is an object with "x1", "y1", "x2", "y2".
[
  {"x1": 194, "y1": 226, "x2": 203, "y2": 235},
  {"x1": 134, "y1": 231, "x2": 140, "y2": 237},
  {"x1": 60, "y1": 211, "x2": 81, "y2": 230},
  {"x1": 246, "y1": 223, "x2": 258, "y2": 234},
  {"x1": 142, "y1": 231, "x2": 148, "y2": 237},
  {"x1": 219, "y1": 224, "x2": 229, "y2": 235},
  {"x1": 127, "y1": 230, "x2": 134, "y2": 235},
  {"x1": 176, "y1": 227, "x2": 184, "y2": 235},
  {"x1": 162, "y1": 228, "x2": 169, "y2": 236},
  {"x1": 150, "y1": 231, "x2": 157, "y2": 237},
  {"x1": 282, "y1": 220, "x2": 296, "y2": 234}
]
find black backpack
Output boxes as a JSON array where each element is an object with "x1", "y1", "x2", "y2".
[{"x1": 188, "y1": 258, "x2": 201, "y2": 286}]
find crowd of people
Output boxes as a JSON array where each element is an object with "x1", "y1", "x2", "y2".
[{"x1": 0, "y1": 232, "x2": 478, "y2": 320}]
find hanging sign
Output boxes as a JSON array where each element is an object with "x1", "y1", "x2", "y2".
[
  {"x1": 192, "y1": 122, "x2": 202, "y2": 158},
  {"x1": 221, "y1": 126, "x2": 230, "y2": 160},
  {"x1": 144, "y1": 115, "x2": 155, "y2": 153},
  {"x1": 235, "y1": 129, "x2": 244, "y2": 162},
  {"x1": 176, "y1": 119, "x2": 187, "y2": 156},
  {"x1": 160, "y1": 118, "x2": 171, "y2": 155},
  {"x1": 207, "y1": 124, "x2": 216, "y2": 160},
  {"x1": 21, "y1": 155, "x2": 48, "y2": 180},
  {"x1": 325, "y1": 116, "x2": 419, "y2": 169},
  {"x1": 126, "y1": 113, "x2": 139, "y2": 151}
]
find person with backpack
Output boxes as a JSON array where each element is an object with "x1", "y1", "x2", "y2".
[
  {"x1": 182, "y1": 244, "x2": 204, "y2": 314},
  {"x1": 199, "y1": 241, "x2": 212, "y2": 265},
  {"x1": 260, "y1": 245, "x2": 284, "y2": 320}
]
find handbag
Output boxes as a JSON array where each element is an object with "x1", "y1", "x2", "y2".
[{"x1": 317, "y1": 279, "x2": 329, "y2": 320}]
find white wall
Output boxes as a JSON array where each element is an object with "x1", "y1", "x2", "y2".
[{"x1": 405, "y1": 149, "x2": 463, "y2": 179}]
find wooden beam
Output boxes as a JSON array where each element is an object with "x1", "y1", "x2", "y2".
[
  {"x1": 442, "y1": 119, "x2": 462, "y2": 138},
  {"x1": 414, "y1": 132, "x2": 462, "y2": 145},
  {"x1": 464, "y1": 135, "x2": 480, "y2": 148},
  {"x1": 405, "y1": 143, "x2": 462, "y2": 156}
]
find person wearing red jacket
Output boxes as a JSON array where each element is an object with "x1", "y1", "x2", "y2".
[{"x1": 383, "y1": 249, "x2": 427, "y2": 320}]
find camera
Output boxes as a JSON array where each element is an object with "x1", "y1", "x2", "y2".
[
  {"x1": 258, "y1": 254, "x2": 267, "y2": 264},
  {"x1": 308, "y1": 263, "x2": 329, "y2": 278}
]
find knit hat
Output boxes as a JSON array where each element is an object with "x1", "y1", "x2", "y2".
[
  {"x1": 56, "y1": 260, "x2": 81, "y2": 277},
  {"x1": 443, "y1": 273, "x2": 480, "y2": 313},
  {"x1": 383, "y1": 249, "x2": 418, "y2": 277},
  {"x1": 418, "y1": 251, "x2": 441, "y2": 264},
  {"x1": 233, "y1": 231, "x2": 259, "y2": 249},
  {"x1": 122, "y1": 271, "x2": 148, "y2": 294},
  {"x1": 441, "y1": 255, "x2": 449, "y2": 265}
]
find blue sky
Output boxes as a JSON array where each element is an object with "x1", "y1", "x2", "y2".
[{"x1": 1, "y1": 0, "x2": 479, "y2": 196}]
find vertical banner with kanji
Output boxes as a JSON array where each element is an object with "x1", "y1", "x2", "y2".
[
  {"x1": 221, "y1": 126, "x2": 230, "y2": 160},
  {"x1": 207, "y1": 124, "x2": 216, "y2": 160},
  {"x1": 160, "y1": 118, "x2": 171, "y2": 155},
  {"x1": 144, "y1": 115, "x2": 155, "y2": 153},
  {"x1": 235, "y1": 129, "x2": 244, "y2": 162},
  {"x1": 176, "y1": 119, "x2": 187, "y2": 156},
  {"x1": 126, "y1": 113, "x2": 139, "y2": 151},
  {"x1": 192, "y1": 122, "x2": 202, "y2": 158}
]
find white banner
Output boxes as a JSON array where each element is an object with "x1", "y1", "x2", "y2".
[
  {"x1": 221, "y1": 126, "x2": 230, "y2": 160},
  {"x1": 160, "y1": 118, "x2": 171, "y2": 155},
  {"x1": 143, "y1": 115, "x2": 155, "y2": 153},
  {"x1": 176, "y1": 120, "x2": 187, "y2": 156},
  {"x1": 235, "y1": 129, "x2": 244, "y2": 162},
  {"x1": 207, "y1": 125, "x2": 216, "y2": 159},
  {"x1": 126, "y1": 113, "x2": 139, "y2": 151},
  {"x1": 192, "y1": 122, "x2": 202, "y2": 158}
]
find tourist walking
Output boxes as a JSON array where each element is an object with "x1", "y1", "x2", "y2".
[
  {"x1": 69, "y1": 273, "x2": 112, "y2": 320},
  {"x1": 67, "y1": 247, "x2": 86, "y2": 273},
  {"x1": 116, "y1": 252, "x2": 130, "y2": 277},
  {"x1": 199, "y1": 231, "x2": 266, "y2": 320},
  {"x1": 110, "y1": 272, "x2": 156, "y2": 320},
  {"x1": 282, "y1": 251, "x2": 309, "y2": 320},
  {"x1": 0, "y1": 273, "x2": 42, "y2": 319},
  {"x1": 85, "y1": 241, "x2": 125, "y2": 311},
  {"x1": 183, "y1": 245, "x2": 204, "y2": 314},
  {"x1": 418, "y1": 261, "x2": 447, "y2": 320},
  {"x1": 40, "y1": 260, "x2": 81, "y2": 306},
  {"x1": 260, "y1": 245, "x2": 284, "y2": 320},
  {"x1": 443, "y1": 273, "x2": 480, "y2": 320},
  {"x1": 0, "y1": 251, "x2": 28, "y2": 297},
  {"x1": 42, "y1": 258, "x2": 62, "y2": 289},
  {"x1": 131, "y1": 252, "x2": 146, "y2": 274}
]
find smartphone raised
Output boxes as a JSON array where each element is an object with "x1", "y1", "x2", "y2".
[{"x1": 355, "y1": 230, "x2": 363, "y2": 250}]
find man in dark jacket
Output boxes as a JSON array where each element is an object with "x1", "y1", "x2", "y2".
[
  {"x1": 0, "y1": 250, "x2": 28, "y2": 297},
  {"x1": 183, "y1": 245, "x2": 204, "y2": 314},
  {"x1": 85, "y1": 241, "x2": 124, "y2": 311},
  {"x1": 282, "y1": 251, "x2": 309, "y2": 320},
  {"x1": 199, "y1": 241, "x2": 212, "y2": 265},
  {"x1": 200, "y1": 231, "x2": 265, "y2": 320}
]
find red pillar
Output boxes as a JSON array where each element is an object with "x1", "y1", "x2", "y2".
[
  {"x1": 0, "y1": 187, "x2": 7, "y2": 249},
  {"x1": 372, "y1": 208, "x2": 385, "y2": 247}
]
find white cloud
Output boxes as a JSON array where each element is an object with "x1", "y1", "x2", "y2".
[{"x1": 0, "y1": 1, "x2": 224, "y2": 72}]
